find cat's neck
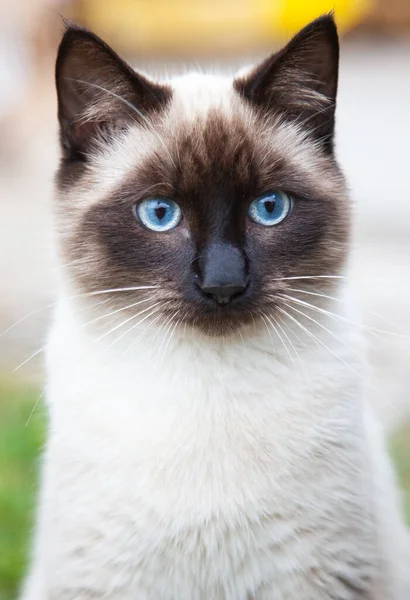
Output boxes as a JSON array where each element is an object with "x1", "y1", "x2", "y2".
[
  {"x1": 47, "y1": 280, "x2": 364, "y2": 416},
  {"x1": 45, "y1": 283, "x2": 365, "y2": 476}
]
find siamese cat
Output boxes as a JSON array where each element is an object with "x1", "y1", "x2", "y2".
[{"x1": 22, "y1": 15, "x2": 409, "y2": 600}]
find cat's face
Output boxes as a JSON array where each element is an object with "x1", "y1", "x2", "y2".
[{"x1": 55, "y1": 16, "x2": 349, "y2": 336}]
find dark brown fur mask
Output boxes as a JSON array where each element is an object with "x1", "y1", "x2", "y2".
[{"x1": 55, "y1": 15, "x2": 349, "y2": 336}]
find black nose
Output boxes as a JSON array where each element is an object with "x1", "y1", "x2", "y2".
[
  {"x1": 200, "y1": 282, "x2": 247, "y2": 305},
  {"x1": 197, "y1": 242, "x2": 248, "y2": 305}
]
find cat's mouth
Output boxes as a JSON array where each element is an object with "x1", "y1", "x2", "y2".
[
  {"x1": 183, "y1": 309, "x2": 256, "y2": 336},
  {"x1": 163, "y1": 287, "x2": 260, "y2": 336}
]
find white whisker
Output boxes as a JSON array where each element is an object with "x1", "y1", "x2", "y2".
[
  {"x1": 280, "y1": 293, "x2": 408, "y2": 340},
  {"x1": 271, "y1": 275, "x2": 346, "y2": 282},
  {"x1": 79, "y1": 298, "x2": 111, "y2": 313},
  {"x1": 276, "y1": 312, "x2": 308, "y2": 353},
  {"x1": 287, "y1": 287, "x2": 349, "y2": 304},
  {"x1": 14, "y1": 346, "x2": 46, "y2": 372},
  {"x1": 260, "y1": 313, "x2": 276, "y2": 361},
  {"x1": 93, "y1": 302, "x2": 162, "y2": 346},
  {"x1": 276, "y1": 305, "x2": 364, "y2": 381},
  {"x1": 273, "y1": 315, "x2": 301, "y2": 364},
  {"x1": 285, "y1": 288, "x2": 406, "y2": 337},
  {"x1": 279, "y1": 294, "x2": 340, "y2": 323},
  {"x1": 1, "y1": 287, "x2": 159, "y2": 343},
  {"x1": 155, "y1": 313, "x2": 176, "y2": 365},
  {"x1": 0, "y1": 303, "x2": 56, "y2": 339},
  {"x1": 82, "y1": 296, "x2": 155, "y2": 328},
  {"x1": 160, "y1": 312, "x2": 180, "y2": 366},
  {"x1": 280, "y1": 299, "x2": 363, "y2": 361},
  {"x1": 150, "y1": 312, "x2": 170, "y2": 351},
  {"x1": 102, "y1": 306, "x2": 163, "y2": 354},
  {"x1": 264, "y1": 314, "x2": 294, "y2": 365},
  {"x1": 275, "y1": 313, "x2": 312, "y2": 393},
  {"x1": 86, "y1": 285, "x2": 158, "y2": 297},
  {"x1": 26, "y1": 388, "x2": 45, "y2": 427},
  {"x1": 124, "y1": 312, "x2": 163, "y2": 356},
  {"x1": 157, "y1": 314, "x2": 175, "y2": 365}
]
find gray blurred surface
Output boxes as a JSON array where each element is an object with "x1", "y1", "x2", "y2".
[{"x1": 0, "y1": 40, "x2": 409, "y2": 429}]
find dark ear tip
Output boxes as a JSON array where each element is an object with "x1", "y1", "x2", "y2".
[
  {"x1": 293, "y1": 13, "x2": 339, "y2": 62},
  {"x1": 306, "y1": 13, "x2": 339, "y2": 40},
  {"x1": 60, "y1": 15, "x2": 75, "y2": 31},
  {"x1": 311, "y1": 12, "x2": 336, "y2": 26},
  {"x1": 57, "y1": 20, "x2": 109, "y2": 63},
  {"x1": 55, "y1": 24, "x2": 107, "y2": 85},
  {"x1": 58, "y1": 22, "x2": 97, "y2": 50}
]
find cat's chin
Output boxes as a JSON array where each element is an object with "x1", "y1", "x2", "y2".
[{"x1": 179, "y1": 311, "x2": 257, "y2": 338}]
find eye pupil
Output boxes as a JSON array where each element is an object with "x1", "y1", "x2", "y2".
[
  {"x1": 264, "y1": 200, "x2": 275, "y2": 214},
  {"x1": 136, "y1": 198, "x2": 182, "y2": 232},
  {"x1": 155, "y1": 206, "x2": 166, "y2": 220},
  {"x1": 248, "y1": 191, "x2": 292, "y2": 226}
]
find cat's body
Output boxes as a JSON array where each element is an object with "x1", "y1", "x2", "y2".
[
  {"x1": 24, "y1": 291, "x2": 408, "y2": 600},
  {"x1": 22, "y1": 16, "x2": 409, "y2": 600}
]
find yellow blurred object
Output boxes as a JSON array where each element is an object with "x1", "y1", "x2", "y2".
[
  {"x1": 279, "y1": 0, "x2": 372, "y2": 34},
  {"x1": 77, "y1": 0, "x2": 373, "y2": 55}
]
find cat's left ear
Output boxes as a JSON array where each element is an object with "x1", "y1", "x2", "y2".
[{"x1": 234, "y1": 14, "x2": 339, "y2": 153}]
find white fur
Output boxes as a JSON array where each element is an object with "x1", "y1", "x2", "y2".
[
  {"x1": 22, "y1": 72, "x2": 409, "y2": 600},
  {"x1": 22, "y1": 282, "x2": 409, "y2": 600}
]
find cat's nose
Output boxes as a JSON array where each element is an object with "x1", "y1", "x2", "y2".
[
  {"x1": 200, "y1": 282, "x2": 247, "y2": 305},
  {"x1": 197, "y1": 242, "x2": 248, "y2": 305}
]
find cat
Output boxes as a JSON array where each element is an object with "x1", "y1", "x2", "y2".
[{"x1": 21, "y1": 14, "x2": 409, "y2": 600}]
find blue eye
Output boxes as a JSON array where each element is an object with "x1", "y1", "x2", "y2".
[
  {"x1": 136, "y1": 198, "x2": 182, "y2": 232},
  {"x1": 248, "y1": 191, "x2": 292, "y2": 226}
]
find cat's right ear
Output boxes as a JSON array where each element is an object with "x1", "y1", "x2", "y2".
[{"x1": 55, "y1": 26, "x2": 171, "y2": 160}]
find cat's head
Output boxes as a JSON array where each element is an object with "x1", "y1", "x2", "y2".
[{"x1": 55, "y1": 15, "x2": 349, "y2": 337}]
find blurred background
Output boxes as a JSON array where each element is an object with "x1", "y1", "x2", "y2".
[{"x1": 0, "y1": 0, "x2": 409, "y2": 598}]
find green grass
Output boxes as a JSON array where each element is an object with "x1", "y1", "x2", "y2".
[
  {"x1": 0, "y1": 381, "x2": 46, "y2": 600},
  {"x1": 391, "y1": 426, "x2": 410, "y2": 526},
  {"x1": 0, "y1": 380, "x2": 409, "y2": 599}
]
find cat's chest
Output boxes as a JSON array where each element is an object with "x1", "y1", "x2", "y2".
[
  {"x1": 47, "y1": 383, "x2": 362, "y2": 542},
  {"x1": 44, "y1": 421, "x2": 371, "y2": 600},
  {"x1": 43, "y1": 317, "x2": 372, "y2": 598},
  {"x1": 47, "y1": 316, "x2": 361, "y2": 519}
]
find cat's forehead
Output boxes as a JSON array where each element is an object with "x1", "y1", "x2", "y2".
[
  {"x1": 158, "y1": 73, "x2": 257, "y2": 183},
  {"x1": 68, "y1": 71, "x2": 342, "y2": 211},
  {"x1": 79, "y1": 74, "x2": 253, "y2": 200},
  {"x1": 168, "y1": 72, "x2": 234, "y2": 116}
]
